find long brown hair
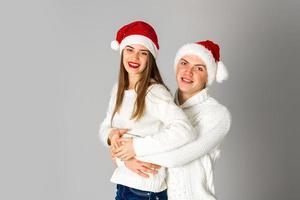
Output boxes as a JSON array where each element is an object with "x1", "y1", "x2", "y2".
[{"x1": 111, "y1": 51, "x2": 168, "y2": 123}]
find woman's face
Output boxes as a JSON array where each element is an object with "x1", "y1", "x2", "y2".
[
  {"x1": 176, "y1": 55, "x2": 208, "y2": 96},
  {"x1": 122, "y1": 44, "x2": 149, "y2": 80}
]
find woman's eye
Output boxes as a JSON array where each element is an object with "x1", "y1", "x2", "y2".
[
  {"x1": 126, "y1": 48, "x2": 133, "y2": 52},
  {"x1": 141, "y1": 52, "x2": 148, "y2": 56}
]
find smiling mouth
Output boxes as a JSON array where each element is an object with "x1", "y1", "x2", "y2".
[
  {"x1": 181, "y1": 77, "x2": 193, "y2": 84},
  {"x1": 128, "y1": 62, "x2": 140, "y2": 69}
]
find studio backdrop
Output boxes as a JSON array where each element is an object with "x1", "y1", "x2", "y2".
[{"x1": 1, "y1": 0, "x2": 299, "y2": 200}]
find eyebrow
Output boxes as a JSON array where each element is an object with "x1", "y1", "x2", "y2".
[
  {"x1": 180, "y1": 58, "x2": 206, "y2": 68},
  {"x1": 126, "y1": 45, "x2": 148, "y2": 52},
  {"x1": 140, "y1": 49, "x2": 149, "y2": 52},
  {"x1": 195, "y1": 64, "x2": 206, "y2": 69},
  {"x1": 180, "y1": 58, "x2": 188, "y2": 63}
]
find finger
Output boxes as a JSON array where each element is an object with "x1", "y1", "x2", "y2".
[
  {"x1": 114, "y1": 151, "x2": 126, "y2": 159},
  {"x1": 110, "y1": 129, "x2": 120, "y2": 137},
  {"x1": 110, "y1": 154, "x2": 115, "y2": 160},
  {"x1": 119, "y1": 153, "x2": 127, "y2": 160},
  {"x1": 112, "y1": 139, "x2": 118, "y2": 147},
  {"x1": 135, "y1": 169, "x2": 149, "y2": 178},
  {"x1": 150, "y1": 164, "x2": 161, "y2": 169},
  {"x1": 119, "y1": 129, "x2": 128, "y2": 135},
  {"x1": 113, "y1": 142, "x2": 120, "y2": 150},
  {"x1": 122, "y1": 156, "x2": 130, "y2": 161},
  {"x1": 123, "y1": 154, "x2": 133, "y2": 161},
  {"x1": 140, "y1": 166, "x2": 158, "y2": 175},
  {"x1": 117, "y1": 138, "x2": 131, "y2": 143},
  {"x1": 114, "y1": 138, "x2": 124, "y2": 147},
  {"x1": 112, "y1": 147, "x2": 123, "y2": 154},
  {"x1": 140, "y1": 161, "x2": 161, "y2": 170},
  {"x1": 141, "y1": 162, "x2": 154, "y2": 168},
  {"x1": 111, "y1": 142, "x2": 117, "y2": 150},
  {"x1": 110, "y1": 149, "x2": 115, "y2": 157},
  {"x1": 123, "y1": 153, "x2": 133, "y2": 161},
  {"x1": 116, "y1": 140, "x2": 123, "y2": 147},
  {"x1": 111, "y1": 151, "x2": 117, "y2": 158}
]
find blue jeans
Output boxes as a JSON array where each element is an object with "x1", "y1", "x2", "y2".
[{"x1": 115, "y1": 184, "x2": 167, "y2": 200}]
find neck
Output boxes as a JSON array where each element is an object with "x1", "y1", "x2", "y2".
[
  {"x1": 178, "y1": 91, "x2": 191, "y2": 105},
  {"x1": 128, "y1": 74, "x2": 140, "y2": 90},
  {"x1": 178, "y1": 88, "x2": 205, "y2": 105}
]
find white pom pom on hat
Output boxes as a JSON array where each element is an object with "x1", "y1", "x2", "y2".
[
  {"x1": 110, "y1": 40, "x2": 120, "y2": 51},
  {"x1": 216, "y1": 61, "x2": 229, "y2": 83}
]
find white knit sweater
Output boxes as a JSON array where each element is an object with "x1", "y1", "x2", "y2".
[
  {"x1": 139, "y1": 89, "x2": 231, "y2": 200},
  {"x1": 99, "y1": 83, "x2": 196, "y2": 192}
]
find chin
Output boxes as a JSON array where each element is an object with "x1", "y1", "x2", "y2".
[
  {"x1": 125, "y1": 67, "x2": 139, "y2": 74},
  {"x1": 178, "y1": 85, "x2": 192, "y2": 93}
]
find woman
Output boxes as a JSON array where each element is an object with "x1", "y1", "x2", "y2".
[{"x1": 99, "y1": 21, "x2": 196, "y2": 200}]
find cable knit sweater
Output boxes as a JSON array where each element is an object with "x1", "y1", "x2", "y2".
[
  {"x1": 99, "y1": 83, "x2": 196, "y2": 192},
  {"x1": 139, "y1": 89, "x2": 231, "y2": 200}
]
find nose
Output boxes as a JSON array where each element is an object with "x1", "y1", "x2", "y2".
[
  {"x1": 132, "y1": 52, "x2": 140, "y2": 60},
  {"x1": 184, "y1": 66, "x2": 193, "y2": 75}
]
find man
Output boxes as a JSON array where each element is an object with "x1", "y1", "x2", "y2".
[{"x1": 112, "y1": 40, "x2": 231, "y2": 200}]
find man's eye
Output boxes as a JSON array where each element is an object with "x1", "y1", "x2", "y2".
[
  {"x1": 181, "y1": 62, "x2": 187, "y2": 65},
  {"x1": 195, "y1": 67, "x2": 203, "y2": 71}
]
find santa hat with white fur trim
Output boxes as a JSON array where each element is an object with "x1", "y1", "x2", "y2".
[
  {"x1": 174, "y1": 40, "x2": 228, "y2": 85},
  {"x1": 111, "y1": 21, "x2": 159, "y2": 58}
]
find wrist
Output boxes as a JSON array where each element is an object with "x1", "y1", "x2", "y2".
[
  {"x1": 116, "y1": 158, "x2": 126, "y2": 167},
  {"x1": 108, "y1": 129, "x2": 117, "y2": 145}
]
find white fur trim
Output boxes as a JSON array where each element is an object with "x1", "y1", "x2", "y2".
[
  {"x1": 174, "y1": 43, "x2": 217, "y2": 85},
  {"x1": 119, "y1": 35, "x2": 158, "y2": 58},
  {"x1": 216, "y1": 61, "x2": 229, "y2": 83},
  {"x1": 111, "y1": 40, "x2": 120, "y2": 51}
]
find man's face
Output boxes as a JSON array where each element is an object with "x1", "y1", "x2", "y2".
[{"x1": 176, "y1": 55, "x2": 208, "y2": 96}]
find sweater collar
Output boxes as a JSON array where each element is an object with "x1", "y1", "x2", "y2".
[{"x1": 175, "y1": 88, "x2": 209, "y2": 109}]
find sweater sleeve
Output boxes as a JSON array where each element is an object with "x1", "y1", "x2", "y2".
[
  {"x1": 138, "y1": 107, "x2": 231, "y2": 167},
  {"x1": 115, "y1": 158, "x2": 125, "y2": 167},
  {"x1": 98, "y1": 84, "x2": 117, "y2": 147},
  {"x1": 133, "y1": 84, "x2": 196, "y2": 156}
]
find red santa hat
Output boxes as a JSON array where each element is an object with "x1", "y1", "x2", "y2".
[
  {"x1": 111, "y1": 21, "x2": 159, "y2": 58},
  {"x1": 174, "y1": 40, "x2": 229, "y2": 85}
]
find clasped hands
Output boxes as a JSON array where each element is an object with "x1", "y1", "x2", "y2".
[
  {"x1": 108, "y1": 129, "x2": 161, "y2": 178},
  {"x1": 109, "y1": 128, "x2": 135, "y2": 161}
]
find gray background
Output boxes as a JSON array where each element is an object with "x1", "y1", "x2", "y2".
[{"x1": 1, "y1": 0, "x2": 299, "y2": 199}]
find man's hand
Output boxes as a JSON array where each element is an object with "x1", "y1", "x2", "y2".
[
  {"x1": 113, "y1": 138, "x2": 135, "y2": 160},
  {"x1": 108, "y1": 129, "x2": 128, "y2": 149},
  {"x1": 124, "y1": 158, "x2": 161, "y2": 178}
]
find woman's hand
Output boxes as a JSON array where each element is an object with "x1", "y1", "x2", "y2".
[
  {"x1": 112, "y1": 138, "x2": 136, "y2": 160},
  {"x1": 124, "y1": 158, "x2": 161, "y2": 178},
  {"x1": 108, "y1": 129, "x2": 128, "y2": 149},
  {"x1": 109, "y1": 145, "x2": 117, "y2": 166}
]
